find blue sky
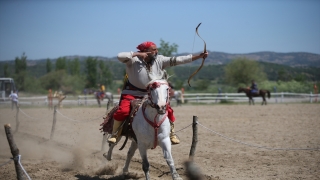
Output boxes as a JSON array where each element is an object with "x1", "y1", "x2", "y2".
[{"x1": 0, "y1": 0, "x2": 319, "y2": 61}]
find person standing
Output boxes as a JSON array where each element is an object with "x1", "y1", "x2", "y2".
[
  {"x1": 107, "y1": 41, "x2": 208, "y2": 145},
  {"x1": 9, "y1": 90, "x2": 19, "y2": 110},
  {"x1": 314, "y1": 83, "x2": 318, "y2": 102},
  {"x1": 48, "y1": 89, "x2": 53, "y2": 109}
]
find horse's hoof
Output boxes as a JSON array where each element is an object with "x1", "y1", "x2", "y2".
[
  {"x1": 103, "y1": 153, "x2": 112, "y2": 161},
  {"x1": 172, "y1": 175, "x2": 183, "y2": 180}
]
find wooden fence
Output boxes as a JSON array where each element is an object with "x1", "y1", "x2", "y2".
[{"x1": 0, "y1": 92, "x2": 318, "y2": 107}]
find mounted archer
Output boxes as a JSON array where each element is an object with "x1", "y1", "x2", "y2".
[{"x1": 106, "y1": 41, "x2": 208, "y2": 146}]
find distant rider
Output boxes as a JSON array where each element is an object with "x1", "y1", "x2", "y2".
[
  {"x1": 99, "y1": 84, "x2": 105, "y2": 99},
  {"x1": 250, "y1": 80, "x2": 259, "y2": 95}
]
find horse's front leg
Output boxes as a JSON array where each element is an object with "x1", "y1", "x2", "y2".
[
  {"x1": 106, "y1": 100, "x2": 110, "y2": 110},
  {"x1": 251, "y1": 97, "x2": 255, "y2": 105},
  {"x1": 97, "y1": 98, "x2": 101, "y2": 107},
  {"x1": 261, "y1": 97, "x2": 266, "y2": 105},
  {"x1": 159, "y1": 138, "x2": 182, "y2": 180},
  {"x1": 103, "y1": 136, "x2": 122, "y2": 161},
  {"x1": 138, "y1": 145, "x2": 150, "y2": 180},
  {"x1": 123, "y1": 140, "x2": 138, "y2": 173}
]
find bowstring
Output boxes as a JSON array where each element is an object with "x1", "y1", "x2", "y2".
[{"x1": 189, "y1": 28, "x2": 197, "y2": 83}]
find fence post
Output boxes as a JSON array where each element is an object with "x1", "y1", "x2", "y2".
[
  {"x1": 50, "y1": 105, "x2": 57, "y2": 140},
  {"x1": 189, "y1": 116, "x2": 198, "y2": 160},
  {"x1": 274, "y1": 86, "x2": 277, "y2": 103},
  {"x1": 14, "y1": 108, "x2": 20, "y2": 133},
  {"x1": 78, "y1": 96, "x2": 80, "y2": 106},
  {"x1": 281, "y1": 92, "x2": 284, "y2": 103},
  {"x1": 310, "y1": 92, "x2": 313, "y2": 103},
  {"x1": 4, "y1": 124, "x2": 24, "y2": 180}
]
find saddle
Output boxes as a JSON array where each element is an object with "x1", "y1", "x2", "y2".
[
  {"x1": 100, "y1": 97, "x2": 146, "y2": 150},
  {"x1": 251, "y1": 89, "x2": 259, "y2": 95},
  {"x1": 99, "y1": 92, "x2": 105, "y2": 100}
]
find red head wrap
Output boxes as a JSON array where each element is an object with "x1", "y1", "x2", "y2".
[{"x1": 136, "y1": 41, "x2": 156, "y2": 52}]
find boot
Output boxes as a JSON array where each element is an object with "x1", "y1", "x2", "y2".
[
  {"x1": 170, "y1": 122, "x2": 180, "y2": 144},
  {"x1": 107, "y1": 120, "x2": 123, "y2": 144}
]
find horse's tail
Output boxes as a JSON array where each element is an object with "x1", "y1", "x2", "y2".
[{"x1": 267, "y1": 90, "x2": 271, "y2": 99}]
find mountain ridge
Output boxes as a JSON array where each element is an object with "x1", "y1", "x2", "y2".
[{"x1": 1, "y1": 51, "x2": 320, "y2": 67}]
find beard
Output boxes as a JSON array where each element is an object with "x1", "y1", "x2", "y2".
[{"x1": 148, "y1": 53, "x2": 157, "y2": 61}]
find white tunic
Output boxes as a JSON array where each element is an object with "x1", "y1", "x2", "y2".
[
  {"x1": 117, "y1": 52, "x2": 193, "y2": 96},
  {"x1": 9, "y1": 93, "x2": 18, "y2": 102}
]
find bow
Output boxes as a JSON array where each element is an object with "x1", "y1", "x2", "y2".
[{"x1": 187, "y1": 23, "x2": 207, "y2": 87}]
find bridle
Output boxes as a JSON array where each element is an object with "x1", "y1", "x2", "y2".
[
  {"x1": 142, "y1": 80, "x2": 170, "y2": 149},
  {"x1": 146, "y1": 81, "x2": 170, "y2": 111}
]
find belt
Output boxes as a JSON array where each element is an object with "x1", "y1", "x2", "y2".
[{"x1": 124, "y1": 81, "x2": 147, "y2": 92}]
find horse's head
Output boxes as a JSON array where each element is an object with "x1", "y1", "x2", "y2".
[
  {"x1": 237, "y1": 87, "x2": 243, "y2": 93},
  {"x1": 146, "y1": 79, "x2": 170, "y2": 114}
]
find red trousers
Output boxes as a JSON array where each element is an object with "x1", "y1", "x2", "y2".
[{"x1": 113, "y1": 94, "x2": 175, "y2": 122}]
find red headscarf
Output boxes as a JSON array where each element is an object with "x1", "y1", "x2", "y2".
[{"x1": 136, "y1": 41, "x2": 156, "y2": 52}]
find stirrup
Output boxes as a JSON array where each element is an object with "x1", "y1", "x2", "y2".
[
  {"x1": 170, "y1": 135, "x2": 180, "y2": 145},
  {"x1": 107, "y1": 135, "x2": 118, "y2": 144}
]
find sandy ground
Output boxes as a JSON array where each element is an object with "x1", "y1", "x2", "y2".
[{"x1": 0, "y1": 103, "x2": 319, "y2": 180}]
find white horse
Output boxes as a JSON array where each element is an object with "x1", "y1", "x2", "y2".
[
  {"x1": 104, "y1": 74, "x2": 182, "y2": 180},
  {"x1": 173, "y1": 90, "x2": 183, "y2": 107},
  {"x1": 95, "y1": 91, "x2": 114, "y2": 109}
]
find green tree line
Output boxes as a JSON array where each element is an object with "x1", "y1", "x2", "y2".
[{"x1": 1, "y1": 40, "x2": 319, "y2": 95}]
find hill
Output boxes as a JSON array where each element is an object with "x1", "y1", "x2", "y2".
[
  {"x1": 190, "y1": 51, "x2": 320, "y2": 67},
  {"x1": 1, "y1": 51, "x2": 319, "y2": 81}
]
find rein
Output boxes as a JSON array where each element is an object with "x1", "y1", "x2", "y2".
[
  {"x1": 143, "y1": 81, "x2": 170, "y2": 149},
  {"x1": 142, "y1": 102, "x2": 168, "y2": 149}
]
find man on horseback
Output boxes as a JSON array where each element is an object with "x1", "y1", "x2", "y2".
[
  {"x1": 98, "y1": 83, "x2": 105, "y2": 100},
  {"x1": 107, "y1": 41, "x2": 208, "y2": 145},
  {"x1": 250, "y1": 80, "x2": 259, "y2": 95}
]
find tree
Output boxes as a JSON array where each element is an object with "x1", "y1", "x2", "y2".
[
  {"x1": 277, "y1": 68, "x2": 292, "y2": 82},
  {"x1": 46, "y1": 58, "x2": 52, "y2": 73},
  {"x1": 15, "y1": 52, "x2": 27, "y2": 74},
  {"x1": 85, "y1": 57, "x2": 98, "y2": 88},
  {"x1": 97, "y1": 60, "x2": 113, "y2": 89},
  {"x1": 55, "y1": 57, "x2": 67, "y2": 71},
  {"x1": 3, "y1": 63, "x2": 9, "y2": 77},
  {"x1": 224, "y1": 57, "x2": 267, "y2": 86},
  {"x1": 68, "y1": 58, "x2": 80, "y2": 76},
  {"x1": 14, "y1": 53, "x2": 28, "y2": 91},
  {"x1": 158, "y1": 39, "x2": 179, "y2": 87},
  {"x1": 158, "y1": 39, "x2": 178, "y2": 56}
]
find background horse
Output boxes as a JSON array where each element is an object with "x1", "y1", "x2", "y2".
[
  {"x1": 95, "y1": 91, "x2": 114, "y2": 109},
  {"x1": 53, "y1": 91, "x2": 66, "y2": 108},
  {"x1": 238, "y1": 87, "x2": 271, "y2": 105},
  {"x1": 172, "y1": 90, "x2": 183, "y2": 107},
  {"x1": 104, "y1": 75, "x2": 182, "y2": 180}
]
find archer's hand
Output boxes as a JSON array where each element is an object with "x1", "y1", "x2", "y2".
[
  {"x1": 192, "y1": 51, "x2": 208, "y2": 61},
  {"x1": 133, "y1": 52, "x2": 150, "y2": 60},
  {"x1": 200, "y1": 51, "x2": 208, "y2": 59}
]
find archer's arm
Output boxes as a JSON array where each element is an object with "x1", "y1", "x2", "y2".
[{"x1": 191, "y1": 51, "x2": 208, "y2": 61}]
